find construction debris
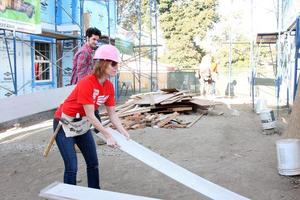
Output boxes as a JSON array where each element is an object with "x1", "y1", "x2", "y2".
[{"x1": 101, "y1": 89, "x2": 221, "y2": 130}]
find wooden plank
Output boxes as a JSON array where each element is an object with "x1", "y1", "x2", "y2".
[
  {"x1": 103, "y1": 108, "x2": 149, "y2": 127},
  {"x1": 122, "y1": 120, "x2": 136, "y2": 129},
  {"x1": 190, "y1": 98, "x2": 215, "y2": 107},
  {"x1": 118, "y1": 104, "x2": 137, "y2": 114},
  {"x1": 164, "y1": 124, "x2": 187, "y2": 129},
  {"x1": 116, "y1": 99, "x2": 137, "y2": 110},
  {"x1": 39, "y1": 182, "x2": 160, "y2": 200},
  {"x1": 171, "y1": 119, "x2": 190, "y2": 125},
  {"x1": 160, "y1": 88, "x2": 179, "y2": 93},
  {"x1": 131, "y1": 124, "x2": 146, "y2": 129},
  {"x1": 157, "y1": 112, "x2": 180, "y2": 128},
  {"x1": 181, "y1": 97, "x2": 192, "y2": 101},
  {"x1": 168, "y1": 107, "x2": 193, "y2": 112},
  {"x1": 187, "y1": 114, "x2": 204, "y2": 128},
  {"x1": 130, "y1": 91, "x2": 163, "y2": 99},
  {"x1": 0, "y1": 85, "x2": 75, "y2": 123},
  {"x1": 145, "y1": 114, "x2": 157, "y2": 121},
  {"x1": 159, "y1": 91, "x2": 187, "y2": 104},
  {"x1": 135, "y1": 93, "x2": 175, "y2": 105},
  {"x1": 118, "y1": 108, "x2": 151, "y2": 118},
  {"x1": 160, "y1": 96, "x2": 184, "y2": 105},
  {"x1": 149, "y1": 94, "x2": 155, "y2": 106},
  {"x1": 95, "y1": 129, "x2": 250, "y2": 200},
  {"x1": 102, "y1": 103, "x2": 136, "y2": 116}
]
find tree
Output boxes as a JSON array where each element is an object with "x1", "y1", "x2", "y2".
[{"x1": 159, "y1": 0, "x2": 219, "y2": 69}]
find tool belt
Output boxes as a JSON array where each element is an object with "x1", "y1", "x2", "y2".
[{"x1": 60, "y1": 113, "x2": 91, "y2": 137}]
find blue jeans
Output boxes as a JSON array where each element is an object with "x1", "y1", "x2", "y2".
[{"x1": 53, "y1": 119, "x2": 100, "y2": 189}]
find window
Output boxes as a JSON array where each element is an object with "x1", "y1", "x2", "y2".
[{"x1": 34, "y1": 42, "x2": 52, "y2": 82}]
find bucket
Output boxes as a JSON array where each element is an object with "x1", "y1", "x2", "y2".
[
  {"x1": 255, "y1": 99, "x2": 267, "y2": 113},
  {"x1": 259, "y1": 109, "x2": 276, "y2": 129},
  {"x1": 276, "y1": 139, "x2": 300, "y2": 176}
]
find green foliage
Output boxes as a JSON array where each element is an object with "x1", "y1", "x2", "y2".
[
  {"x1": 159, "y1": 0, "x2": 219, "y2": 69},
  {"x1": 117, "y1": 0, "x2": 219, "y2": 68},
  {"x1": 213, "y1": 36, "x2": 251, "y2": 69}
]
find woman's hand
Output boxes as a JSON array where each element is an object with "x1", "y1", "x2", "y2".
[
  {"x1": 120, "y1": 130, "x2": 130, "y2": 140},
  {"x1": 106, "y1": 106, "x2": 130, "y2": 140},
  {"x1": 106, "y1": 136, "x2": 120, "y2": 148}
]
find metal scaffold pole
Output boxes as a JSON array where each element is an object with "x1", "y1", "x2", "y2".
[
  {"x1": 106, "y1": 0, "x2": 111, "y2": 43},
  {"x1": 228, "y1": 0, "x2": 233, "y2": 97},
  {"x1": 250, "y1": 0, "x2": 255, "y2": 110},
  {"x1": 13, "y1": 30, "x2": 17, "y2": 95},
  {"x1": 80, "y1": 0, "x2": 84, "y2": 45},
  {"x1": 138, "y1": 0, "x2": 142, "y2": 93},
  {"x1": 276, "y1": 0, "x2": 282, "y2": 117},
  {"x1": 149, "y1": 0, "x2": 153, "y2": 92},
  {"x1": 155, "y1": 0, "x2": 158, "y2": 91}
]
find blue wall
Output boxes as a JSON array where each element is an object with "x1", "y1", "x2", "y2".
[
  {"x1": 40, "y1": 0, "x2": 56, "y2": 24},
  {"x1": 40, "y1": 0, "x2": 117, "y2": 37},
  {"x1": 40, "y1": 0, "x2": 80, "y2": 25},
  {"x1": 57, "y1": 0, "x2": 79, "y2": 25},
  {"x1": 84, "y1": 0, "x2": 117, "y2": 38}
]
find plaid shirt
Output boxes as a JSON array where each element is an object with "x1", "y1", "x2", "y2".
[{"x1": 70, "y1": 43, "x2": 94, "y2": 85}]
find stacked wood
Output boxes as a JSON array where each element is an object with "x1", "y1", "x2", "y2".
[{"x1": 101, "y1": 89, "x2": 220, "y2": 130}]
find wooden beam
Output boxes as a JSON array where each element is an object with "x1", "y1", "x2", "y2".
[
  {"x1": 168, "y1": 107, "x2": 193, "y2": 112},
  {"x1": 94, "y1": 128, "x2": 250, "y2": 200},
  {"x1": 118, "y1": 108, "x2": 151, "y2": 118},
  {"x1": 157, "y1": 112, "x2": 179, "y2": 128},
  {"x1": 39, "y1": 182, "x2": 160, "y2": 200}
]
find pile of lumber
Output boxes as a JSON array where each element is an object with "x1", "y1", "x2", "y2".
[
  {"x1": 100, "y1": 89, "x2": 217, "y2": 130},
  {"x1": 120, "y1": 112, "x2": 193, "y2": 129}
]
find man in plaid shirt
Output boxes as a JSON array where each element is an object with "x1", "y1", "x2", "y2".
[
  {"x1": 70, "y1": 27, "x2": 101, "y2": 85},
  {"x1": 70, "y1": 27, "x2": 104, "y2": 137}
]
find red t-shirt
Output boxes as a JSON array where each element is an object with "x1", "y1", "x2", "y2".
[{"x1": 54, "y1": 75, "x2": 115, "y2": 119}]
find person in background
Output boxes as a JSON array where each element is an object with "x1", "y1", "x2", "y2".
[
  {"x1": 225, "y1": 80, "x2": 237, "y2": 97},
  {"x1": 198, "y1": 54, "x2": 212, "y2": 96},
  {"x1": 70, "y1": 27, "x2": 101, "y2": 85},
  {"x1": 210, "y1": 58, "x2": 219, "y2": 95}
]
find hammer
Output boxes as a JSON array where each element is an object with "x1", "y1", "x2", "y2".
[
  {"x1": 43, "y1": 118, "x2": 82, "y2": 157},
  {"x1": 43, "y1": 122, "x2": 62, "y2": 157}
]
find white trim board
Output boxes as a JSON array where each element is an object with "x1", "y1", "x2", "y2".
[
  {"x1": 0, "y1": 86, "x2": 74, "y2": 123},
  {"x1": 96, "y1": 128, "x2": 250, "y2": 200},
  {"x1": 39, "y1": 182, "x2": 161, "y2": 200}
]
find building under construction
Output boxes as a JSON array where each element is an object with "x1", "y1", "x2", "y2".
[{"x1": 0, "y1": 0, "x2": 118, "y2": 98}]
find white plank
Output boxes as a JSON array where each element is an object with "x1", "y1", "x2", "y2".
[
  {"x1": 0, "y1": 86, "x2": 74, "y2": 123},
  {"x1": 39, "y1": 182, "x2": 160, "y2": 200},
  {"x1": 96, "y1": 128, "x2": 250, "y2": 200}
]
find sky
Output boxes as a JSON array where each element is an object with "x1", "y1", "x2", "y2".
[
  {"x1": 218, "y1": 0, "x2": 278, "y2": 34},
  {"x1": 150, "y1": 0, "x2": 281, "y2": 57}
]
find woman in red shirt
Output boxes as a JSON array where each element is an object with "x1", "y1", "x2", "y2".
[{"x1": 53, "y1": 44, "x2": 129, "y2": 189}]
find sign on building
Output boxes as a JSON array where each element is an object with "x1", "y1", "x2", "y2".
[{"x1": 0, "y1": 0, "x2": 41, "y2": 33}]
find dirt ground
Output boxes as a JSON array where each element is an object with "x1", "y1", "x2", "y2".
[{"x1": 1, "y1": 101, "x2": 300, "y2": 200}]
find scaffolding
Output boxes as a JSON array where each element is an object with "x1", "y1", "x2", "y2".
[
  {"x1": 251, "y1": 0, "x2": 300, "y2": 115},
  {"x1": 0, "y1": 0, "x2": 84, "y2": 97},
  {"x1": 0, "y1": 0, "x2": 161, "y2": 99},
  {"x1": 116, "y1": 0, "x2": 159, "y2": 95}
]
